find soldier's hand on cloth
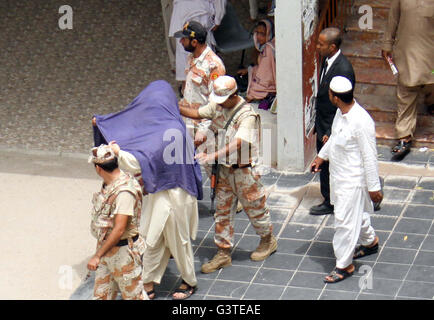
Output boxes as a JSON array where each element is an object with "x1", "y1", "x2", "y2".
[
  {"x1": 108, "y1": 140, "x2": 120, "y2": 156},
  {"x1": 322, "y1": 135, "x2": 329, "y2": 144},
  {"x1": 87, "y1": 255, "x2": 100, "y2": 271},
  {"x1": 369, "y1": 190, "x2": 383, "y2": 203},
  {"x1": 311, "y1": 156, "x2": 324, "y2": 173},
  {"x1": 92, "y1": 117, "x2": 97, "y2": 126}
]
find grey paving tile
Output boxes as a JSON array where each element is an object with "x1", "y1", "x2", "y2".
[
  {"x1": 273, "y1": 238, "x2": 311, "y2": 255},
  {"x1": 233, "y1": 219, "x2": 250, "y2": 234},
  {"x1": 413, "y1": 250, "x2": 434, "y2": 266},
  {"x1": 280, "y1": 287, "x2": 322, "y2": 300},
  {"x1": 382, "y1": 188, "x2": 411, "y2": 203},
  {"x1": 195, "y1": 247, "x2": 220, "y2": 264},
  {"x1": 384, "y1": 176, "x2": 418, "y2": 189},
  {"x1": 406, "y1": 265, "x2": 434, "y2": 283},
  {"x1": 217, "y1": 265, "x2": 259, "y2": 282},
  {"x1": 371, "y1": 263, "x2": 411, "y2": 281},
  {"x1": 194, "y1": 278, "x2": 217, "y2": 296},
  {"x1": 376, "y1": 203, "x2": 405, "y2": 217},
  {"x1": 324, "y1": 274, "x2": 362, "y2": 292},
  {"x1": 418, "y1": 177, "x2": 434, "y2": 190},
  {"x1": 320, "y1": 290, "x2": 358, "y2": 300},
  {"x1": 243, "y1": 284, "x2": 286, "y2": 300},
  {"x1": 360, "y1": 278, "x2": 402, "y2": 296},
  {"x1": 430, "y1": 224, "x2": 434, "y2": 235},
  {"x1": 421, "y1": 235, "x2": 434, "y2": 252},
  {"x1": 262, "y1": 253, "x2": 303, "y2": 271},
  {"x1": 253, "y1": 268, "x2": 294, "y2": 286},
  {"x1": 325, "y1": 215, "x2": 335, "y2": 227},
  {"x1": 376, "y1": 231, "x2": 392, "y2": 245},
  {"x1": 289, "y1": 271, "x2": 328, "y2": 289},
  {"x1": 394, "y1": 218, "x2": 431, "y2": 235},
  {"x1": 204, "y1": 295, "x2": 238, "y2": 300},
  {"x1": 279, "y1": 223, "x2": 319, "y2": 240},
  {"x1": 370, "y1": 216, "x2": 398, "y2": 231},
  {"x1": 398, "y1": 281, "x2": 434, "y2": 299},
  {"x1": 290, "y1": 209, "x2": 326, "y2": 225},
  {"x1": 410, "y1": 190, "x2": 434, "y2": 205},
  {"x1": 245, "y1": 222, "x2": 283, "y2": 236},
  {"x1": 191, "y1": 231, "x2": 209, "y2": 246},
  {"x1": 187, "y1": 294, "x2": 206, "y2": 300},
  {"x1": 306, "y1": 241, "x2": 335, "y2": 258},
  {"x1": 156, "y1": 275, "x2": 180, "y2": 292},
  {"x1": 357, "y1": 293, "x2": 395, "y2": 300},
  {"x1": 230, "y1": 250, "x2": 268, "y2": 267},
  {"x1": 385, "y1": 232, "x2": 426, "y2": 249},
  {"x1": 315, "y1": 227, "x2": 334, "y2": 242},
  {"x1": 276, "y1": 173, "x2": 313, "y2": 189},
  {"x1": 403, "y1": 204, "x2": 434, "y2": 219},
  {"x1": 197, "y1": 215, "x2": 215, "y2": 232},
  {"x1": 378, "y1": 248, "x2": 418, "y2": 264},
  {"x1": 235, "y1": 235, "x2": 262, "y2": 252},
  {"x1": 298, "y1": 256, "x2": 336, "y2": 274},
  {"x1": 398, "y1": 151, "x2": 431, "y2": 163},
  {"x1": 267, "y1": 193, "x2": 298, "y2": 208},
  {"x1": 269, "y1": 207, "x2": 292, "y2": 223},
  {"x1": 395, "y1": 296, "x2": 430, "y2": 300},
  {"x1": 207, "y1": 280, "x2": 249, "y2": 299}
]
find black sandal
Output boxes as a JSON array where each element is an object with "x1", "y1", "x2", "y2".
[
  {"x1": 354, "y1": 241, "x2": 379, "y2": 259},
  {"x1": 324, "y1": 267, "x2": 354, "y2": 283},
  {"x1": 172, "y1": 280, "x2": 197, "y2": 300},
  {"x1": 391, "y1": 140, "x2": 412, "y2": 159}
]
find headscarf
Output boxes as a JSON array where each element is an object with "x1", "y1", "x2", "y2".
[{"x1": 253, "y1": 19, "x2": 274, "y2": 53}]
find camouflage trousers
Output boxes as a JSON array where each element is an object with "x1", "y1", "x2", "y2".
[
  {"x1": 93, "y1": 236, "x2": 148, "y2": 300},
  {"x1": 214, "y1": 166, "x2": 273, "y2": 249}
]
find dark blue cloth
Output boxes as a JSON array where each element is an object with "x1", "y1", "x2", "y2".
[{"x1": 93, "y1": 80, "x2": 203, "y2": 200}]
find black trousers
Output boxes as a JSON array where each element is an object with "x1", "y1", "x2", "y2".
[{"x1": 316, "y1": 136, "x2": 331, "y2": 206}]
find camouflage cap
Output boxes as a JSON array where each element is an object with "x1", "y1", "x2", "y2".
[
  {"x1": 209, "y1": 75, "x2": 238, "y2": 104},
  {"x1": 88, "y1": 144, "x2": 116, "y2": 164}
]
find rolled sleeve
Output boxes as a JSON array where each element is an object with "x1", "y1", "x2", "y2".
[{"x1": 198, "y1": 102, "x2": 217, "y2": 120}]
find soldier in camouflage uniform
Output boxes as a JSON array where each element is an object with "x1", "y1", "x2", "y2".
[
  {"x1": 180, "y1": 75, "x2": 277, "y2": 273},
  {"x1": 87, "y1": 144, "x2": 147, "y2": 300}
]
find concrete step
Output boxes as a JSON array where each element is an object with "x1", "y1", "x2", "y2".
[
  {"x1": 344, "y1": 27, "x2": 384, "y2": 41},
  {"x1": 375, "y1": 121, "x2": 434, "y2": 148},
  {"x1": 355, "y1": 65, "x2": 397, "y2": 86},
  {"x1": 348, "y1": 55, "x2": 390, "y2": 72},
  {"x1": 366, "y1": 109, "x2": 433, "y2": 128},
  {"x1": 341, "y1": 38, "x2": 384, "y2": 59},
  {"x1": 355, "y1": 82, "x2": 395, "y2": 96}
]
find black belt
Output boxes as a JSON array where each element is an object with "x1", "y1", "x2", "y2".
[
  {"x1": 231, "y1": 163, "x2": 252, "y2": 169},
  {"x1": 116, "y1": 234, "x2": 139, "y2": 247}
]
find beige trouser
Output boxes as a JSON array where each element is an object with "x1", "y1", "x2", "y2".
[
  {"x1": 161, "y1": 0, "x2": 176, "y2": 69},
  {"x1": 142, "y1": 212, "x2": 197, "y2": 287},
  {"x1": 396, "y1": 83, "x2": 434, "y2": 139}
]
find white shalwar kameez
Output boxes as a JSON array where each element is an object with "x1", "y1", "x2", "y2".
[
  {"x1": 117, "y1": 150, "x2": 199, "y2": 287},
  {"x1": 318, "y1": 101, "x2": 380, "y2": 269},
  {"x1": 169, "y1": 0, "x2": 226, "y2": 81}
]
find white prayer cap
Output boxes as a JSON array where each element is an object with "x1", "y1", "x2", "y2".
[{"x1": 329, "y1": 76, "x2": 353, "y2": 93}]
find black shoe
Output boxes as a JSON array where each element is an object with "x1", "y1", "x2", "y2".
[{"x1": 310, "y1": 202, "x2": 334, "y2": 215}]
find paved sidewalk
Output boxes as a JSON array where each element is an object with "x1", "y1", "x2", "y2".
[{"x1": 70, "y1": 148, "x2": 434, "y2": 301}]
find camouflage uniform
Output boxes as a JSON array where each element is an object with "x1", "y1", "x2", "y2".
[
  {"x1": 90, "y1": 170, "x2": 146, "y2": 300},
  {"x1": 178, "y1": 45, "x2": 225, "y2": 137},
  {"x1": 198, "y1": 98, "x2": 273, "y2": 249}
]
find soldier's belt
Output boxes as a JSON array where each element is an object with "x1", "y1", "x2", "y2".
[{"x1": 116, "y1": 234, "x2": 139, "y2": 247}]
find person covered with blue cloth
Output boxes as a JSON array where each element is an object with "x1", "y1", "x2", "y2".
[{"x1": 92, "y1": 80, "x2": 203, "y2": 300}]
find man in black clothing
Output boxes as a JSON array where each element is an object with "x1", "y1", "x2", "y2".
[{"x1": 310, "y1": 27, "x2": 356, "y2": 216}]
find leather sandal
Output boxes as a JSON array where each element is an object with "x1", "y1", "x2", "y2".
[
  {"x1": 172, "y1": 280, "x2": 197, "y2": 300},
  {"x1": 324, "y1": 266, "x2": 354, "y2": 283},
  {"x1": 391, "y1": 140, "x2": 412, "y2": 159}
]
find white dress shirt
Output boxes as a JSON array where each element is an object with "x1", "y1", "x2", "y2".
[
  {"x1": 318, "y1": 100, "x2": 381, "y2": 202},
  {"x1": 320, "y1": 49, "x2": 341, "y2": 83}
]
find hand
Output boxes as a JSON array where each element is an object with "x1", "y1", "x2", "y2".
[
  {"x1": 211, "y1": 25, "x2": 219, "y2": 32},
  {"x1": 311, "y1": 156, "x2": 324, "y2": 173},
  {"x1": 194, "y1": 131, "x2": 207, "y2": 148},
  {"x1": 381, "y1": 50, "x2": 392, "y2": 61},
  {"x1": 369, "y1": 190, "x2": 383, "y2": 203},
  {"x1": 108, "y1": 140, "x2": 120, "y2": 156},
  {"x1": 92, "y1": 117, "x2": 96, "y2": 126},
  {"x1": 237, "y1": 68, "x2": 248, "y2": 76},
  {"x1": 322, "y1": 135, "x2": 329, "y2": 144},
  {"x1": 87, "y1": 255, "x2": 100, "y2": 271},
  {"x1": 194, "y1": 152, "x2": 214, "y2": 164}
]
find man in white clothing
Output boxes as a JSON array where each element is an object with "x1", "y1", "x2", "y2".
[
  {"x1": 311, "y1": 76, "x2": 382, "y2": 283},
  {"x1": 169, "y1": 0, "x2": 226, "y2": 81}
]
